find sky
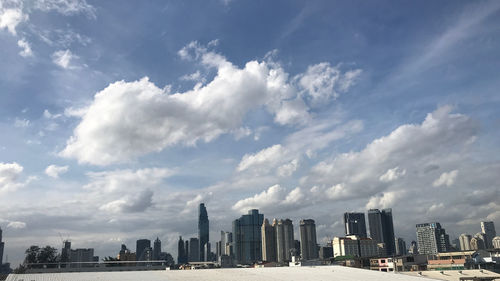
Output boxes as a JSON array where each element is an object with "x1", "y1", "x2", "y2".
[{"x1": 1, "y1": 0, "x2": 500, "y2": 266}]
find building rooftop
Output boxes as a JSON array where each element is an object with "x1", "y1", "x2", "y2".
[
  {"x1": 6, "y1": 266, "x2": 439, "y2": 281},
  {"x1": 402, "y1": 269, "x2": 500, "y2": 281}
]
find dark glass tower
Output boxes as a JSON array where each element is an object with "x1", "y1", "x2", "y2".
[
  {"x1": 153, "y1": 237, "x2": 161, "y2": 260},
  {"x1": 343, "y1": 212, "x2": 367, "y2": 238},
  {"x1": 136, "y1": 239, "x2": 151, "y2": 261},
  {"x1": 198, "y1": 203, "x2": 209, "y2": 261},
  {"x1": 177, "y1": 236, "x2": 186, "y2": 264},
  {"x1": 368, "y1": 208, "x2": 395, "y2": 255},
  {"x1": 233, "y1": 209, "x2": 264, "y2": 264}
]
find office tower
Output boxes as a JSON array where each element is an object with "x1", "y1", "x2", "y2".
[
  {"x1": 459, "y1": 234, "x2": 472, "y2": 251},
  {"x1": 492, "y1": 236, "x2": 500, "y2": 249},
  {"x1": 275, "y1": 218, "x2": 294, "y2": 263},
  {"x1": 0, "y1": 227, "x2": 4, "y2": 266},
  {"x1": 136, "y1": 239, "x2": 151, "y2": 261},
  {"x1": 220, "y1": 231, "x2": 233, "y2": 256},
  {"x1": 344, "y1": 212, "x2": 367, "y2": 238},
  {"x1": 198, "y1": 203, "x2": 209, "y2": 262},
  {"x1": 185, "y1": 240, "x2": 189, "y2": 261},
  {"x1": 233, "y1": 209, "x2": 264, "y2": 264},
  {"x1": 332, "y1": 236, "x2": 379, "y2": 258},
  {"x1": 416, "y1": 222, "x2": 450, "y2": 255},
  {"x1": 408, "y1": 241, "x2": 418, "y2": 254},
  {"x1": 368, "y1": 208, "x2": 396, "y2": 255},
  {"x1": 153, "y1": 237, "x2": 161, "y2": 260},
  {"x1": 395, "y1": 237, "x2": 407, "y2": 256},
  {"x1": 261, "y1": 219, "x2": 277, "y2": 262},
  {"x1": 177, "y1": 236, "x2": 186, "y2": 264},
  {"x1": 204, "y1": 242, "x2": 211, "y2": 261},
  {"x1": 481, "y1": 221, "x2": 496, "y2": 249},
  {"x1": 319, "y1": 245, "x2": 333, "y2": 260},
  {"x1": 189, "y1": 238, "x2": 200, "y2": 262},
  {"x1": 471, "y1": 233, "x2": 486, "y2": 250},
  {"x1": 300, "y1": 219, "x2": 318, "y2": 260},
  {"x1": 61, "y1": 240, "x2": 71, "y2": 263}
]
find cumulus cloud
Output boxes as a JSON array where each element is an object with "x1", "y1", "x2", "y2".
[
  {"x1": 17, "y1": 38, "x2": 33, "y2": 57},
  {"x1": 7, "y1": 221, "x2": 26, "y2": 229},
  {"x1": 379, "y1": 167, "x2": 406, "y2": 183},
  {"x1": 61, "y1": 42, "x2": 361, "y2": 165},
  {"x1": 0, "y1": 7, "x2": 27, "y2": 35},
  {"x1": 366, "y1": 191, "x2": 404, "y2": 209},
  {"x1": 232, "y1": 184, "x2": 285, "y2": 212},
  {"x1": 14, "y1": 118, "x2": 30, "y2": 127},
  {"x1": 433, "y1": 170, "x2": 458, "y2": 187},
  {"x1": 52, "y1": 49, "x2": 77, "y2": 69},
  {"x1": 99, "y1": 189, "x2": 154, "y2": 213},
  {"x1": 45, "y1": 165, "x2": 69, "y2": 178},
  {"x1": 0, "y1": 162, "x2": 24, "y2": 193}
]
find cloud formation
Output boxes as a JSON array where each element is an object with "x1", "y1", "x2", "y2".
[
  {"x1": 433, "y1": 170, "x2": 458, "y2": 187},
  {"x1": 0, "y1": 162, "x2": 24, "y2": 194},
  {"x1": 61, "y1": 42, "x2": 361, "y2": 165},
  {"x1": 45, "y1": 165, "x2": 69, "y2": 178}
]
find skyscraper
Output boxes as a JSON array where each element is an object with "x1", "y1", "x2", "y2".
[
  {"x1": 459, "y1": 234, "x2": 472, "y2": 251},
  {"x1": 368, "y1": 208, "x2": 396, "y2": 255},
  {"x1": 233, "y1": 209, "x2": 264, "y2": 264},
  {"x1": 177, "y1": 236, "x2": 187, "y2": 264},
  {"x1": 220, "y1": 231, "x2": 232, "y2": 256},
  {"x1": 480, "y1": 221, "x2": 496, "y2": 249},
  {"x1": 416, "y1": 222, "x2": 450, "y2": 255},
  {"x1": 189, "y1": 237, "x2": 200, "y2": 262},
  {"x1": 198, "y1": 203, "x2": 209, "y2": 262},
  {"x1": 261, "y1": 218, "x2": 276, "y2": 262},
  {"x1": 299, "y1": 219, "x2": 318, "y2": 260},
  {"x1": 395, "y1": 237, "x2": 407, "y2": 256},
  {"x1": 136, "y1": 239, "x2": 151, "y2": 261},
  {"x1": 344, "y1": 212, "x2": 367, "y2": 238},
  {"x1": 153, "y1": 237, "x2": 161, "y2": 260},
  {"x1": 0, "y1": 227, "x2": 4, "y2": 266},
  {"x1": 275, "y1": 219, "x2": 294, "y2": 263}
]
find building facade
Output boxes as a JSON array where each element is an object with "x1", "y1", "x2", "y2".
[
  {"x1": 275, "y1": 219, "x2": 294, "y2": 263},
  {"x1": 344, "y1": 212, "x2": 367, "y2": 238},
  {"x1": 0, "y1": 227, "x2": 4, "y2": 266},
  {"x1": 459, "y1": 234, "x2": 472, "y2": 251},
  {"x1": 188, "y1": 238, "x2": 200, "y2": 262},
  {"x1": 198, "y1": 203, "x2": 209, "y2": 262},
  {"x1": 261, "y1": 219, "x2": 276, "y2": 262},
  {"x1": 177, "y1": 236, "x2": 187, "y2": 264},
  {"x1": 416, "y1": 222, "x2": 450, "y2": 255},
  {"x1": 299, "y1": 219, "x2": 318, "y2": 260},
  {"x1": 153, "y1": 237, "x2": 161, "y2": 260},
  {"x1": 368, "y1": 209, "x2": 396, "y2": 256},
  {"x1": 332, "y1": 236, "x2": 379, "y2": 258},
  {"x1": 233, "y1": 209, "x2": 264, "y2": 264},
  {"x1": 395, "y1": 237, "x2": 407, "y2": 256},
  {"x1": 492, "y1": 236, "x2": 500, "y2": 249},
  {"x1": 136, "y1": 239, "x2": 151, "y2": 261},
  {"x1": 480, "y1": 221, "x2": 496, "y2": 249}
]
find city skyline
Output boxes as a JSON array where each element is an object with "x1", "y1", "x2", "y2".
[{"x1": 1, "y1": 0, "x2": 500, "y2": 267}]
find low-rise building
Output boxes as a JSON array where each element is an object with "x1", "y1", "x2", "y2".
[{"x1": 332, "y1": 236, "x2": 378, "y2": 258}]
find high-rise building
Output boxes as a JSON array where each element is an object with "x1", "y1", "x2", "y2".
[
  {"x1": 368, "y1": 209, "x2": 396, "y2": 255},
  {"x1": 136, "y1": 239, "x2": 151, "y2": 261},
  {"x1": 185, "y1": 240, "x2": 189, "y2": 261},
  {"x1": 220, "y1": 231, "x2": 233, "y2": 256},
  {"x1": 61, "y1": 240, "x2": 71, "y2": 263},
  {"x1": 480, "y1": 221, "x2": 496, "y2": 249},
  {"x1": 117, "y1": 244, "x2": 135, "y2": 261},
  {"x1": 189, "y1": 238, "x2": 200, "y2": 262},
  {"x1": 275, "y1": 219, "x2": 294, "y2": 263},
  {"x1": 0, "y1": 227, "x2": 4, "y2": 266},
  {"x1": 198, "y1": 203, "x2": 209, "y2": 262},
  {"x1": 492, "y1": 236, "x2": 500, "y2": 249},
  {"x1": 299, "y1": 219, "x2": 318, "y2": 260},
  {"x1": 395, "y1": 237, "x2": 407, "y2": 256},
  {"x1": 294, "y1": 240, "x2": 301, "y2": 257},
  {"x1": 177, "y1": 236, "x2": 187, "y2": 264},
  {"x1": 204, "y1": 242, "x2": 211, "y2": 261},
  {"x1": 408, "y1": 240, "x2": 418, "y2": 254},
  {"x1": 332, "y1": 236, "x2": 379, "y2": 258},
  {"x1": 261, "y1": 219, "x2": 276, "y2": 262},
  {"x1": 459, "y1": 234, "x2": 472, "y2": 251},
  {"x1": 416, "y1": 222, "x2": 450, "y2": 255},
  {"x1": 344, "y1": 212, "x2": 367, "y2": 238},
  {"x1": 233, "y1": 209, "x2": 264, "y2": 264},
  {"x1": 153, "y1": 237, "x2": 161, "y2": 260}
]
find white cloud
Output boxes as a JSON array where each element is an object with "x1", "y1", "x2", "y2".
[
  {"x1": 99, "y1": 189, "x2": 154, "y2": 213},
  {"x1": 238, "y1": 145, "x2": 286, "y2": 172},
  {"x1": 0, "y1": 7, "x2": 27, "y2": 35},
  {"x1": 0, "y1": 162, "x2": 24, "y2": 193},
  {"x1": 17, "y1": 38, "x2": 33, "y2": 57},
  {"x1": 379, "y1": 167, "x2": 406, "y2": 183},
  {"x1": 14, "y1": 118, "x2": 30, "y2": 127},
  {"x1": 45, "y1": 165, "x2": 69, "y2": 178},
  {"x1": 232, "y1": 184, "x2": 285, "y2": 212},
  {"x1": 61, "y1": 43, "x2": 361, "y2": 165},
  {"x1": 7, "y1": 221, "x2": 26, "y2": 229},
  {"x1": 34, "y1": 0, "x2": 96, "y2": 19},
  {"x1": 277, "y1": 159, "x2": 299, "y2": 177},
  {"x1": 366, "y1": 191, "x2": 403, "y2": 209},
  {"x1": 43, "y1": 109, "x2": 62, "y2": 119},
  {"x1": 433, "y1": 170, "x2": 458, "y2": 187},
  {"x1": 52, "y1": 49, "x2": 77, "y2": 69}
]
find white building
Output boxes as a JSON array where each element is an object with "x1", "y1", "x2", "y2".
[{"x1": 332, "y1": 236, "x2": 378, "y2": 258}]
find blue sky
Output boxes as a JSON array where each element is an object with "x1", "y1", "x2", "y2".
[{"x1": 1, "y1": 0, "x2": 499, "y2": 265}]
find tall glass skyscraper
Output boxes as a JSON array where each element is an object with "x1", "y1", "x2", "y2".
[
  {"x1": 368, "y1": 208, "x2": 395, "y2": 255},
  {"x1": 344, "y1": 212, "x2": 367, "y2": 238},
  {"x1": 198, "y1": 203, "x2": 209, "y2": 261},
  {"x1": 233, "y1": 209, "x2": 264, "y2": 264},
  {"x1": 299, "y1": 219, "x2": 318, "y2": 260}
]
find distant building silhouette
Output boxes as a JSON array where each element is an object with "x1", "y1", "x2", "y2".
[
  {"x1": 220, "y1": 231, "x2": 233, "y2": 257},
  {"x1": 344, "y1": 212, "x2": 367, "y2": 238},
  {"x1": 408, "y1": 240, "x2": 418, "y2": 254},
  {"x1": 177, "y1": 236, "x2": 187, "y2": 264},
  {"x1": 233, "y1": 209, "x2": 264, "y2": 264},
  {"x1": 199, "y1": 203, "x2": 209, "y2": 262},
  {"x1": 480, "y1": 221, "x2": 496, "y2": 249},
  {"x1": 368, "y1": 209, "x2": 395, "y2": 255},
  {"x1": 471, "y1": 232, "x2": 487, "y2": 250},
  {"x1": 299, "y1": 219, "x2": 318, "y2": 260},
  {"x1": 136, "y1": 239, "x2": 151, "y2": 261},
  {"x1": 275, "y1": 218, "x2": 294, "y2": 263},
  {"x1": 0, "y1": 227, "x2": 4, "y2": 266},
  {"x1": 261, "y1": 218, "x2": 276, "y2": 262},
  {"x1": 492, "y1": 236, "x2": 500, "y2": 249},
  {"x1": 189, "y1": 237, "x2": 200, "y2": 262},
  {"x1": 395, "y1": 237, "x2": 407, "y2": 256},
  {"x1": 153, "y1": 237, "x2": 161, "y2": 260},
  {"x1": 416, "y1": 222, "x2": 450, "y2": 255},
  {"x1": 117, "y1": 244, "x2": 135, "y2": 261},
  {"x1": 459, "y1": 234, "x2": 472, "y2": 251}
]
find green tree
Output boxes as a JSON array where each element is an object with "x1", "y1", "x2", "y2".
[
  {"x1": 37, "y1": 246, "x2": 58, "y2": 264},
  {"x1": 24, "y1": 245, "x2": 40, "y2": 264}
]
